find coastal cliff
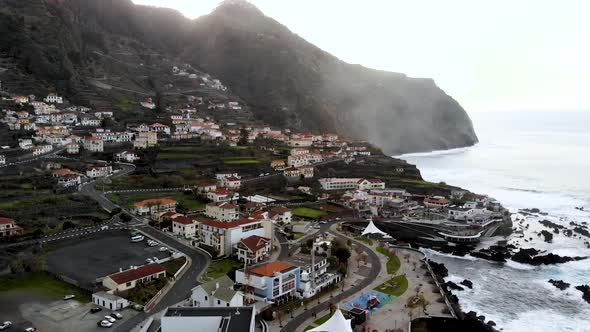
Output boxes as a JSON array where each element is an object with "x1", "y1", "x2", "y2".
[{"x1": 0, "y1": 0, "x2": 478, "y2": 154}]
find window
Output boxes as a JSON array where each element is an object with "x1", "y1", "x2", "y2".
[
  {"x1": 126, "y1": 282, "x2": 132, "y2": 287},
  {"x1": 217, "y1": 300, "x2": 221, "y2": 305},
  {"x1": 205, "y1": 296, "x2": 208, "y2": 301},
  {"x1": 227, "y1": 303, "x2": 230, "y2": 307}
]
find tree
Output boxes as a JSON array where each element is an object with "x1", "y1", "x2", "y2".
[
  {"x1": 333, "y1": 246, "x2": 351, "y2": 264},
  {"x1": 120, "y1": 213, "x2": 132, "y2": 223},
  {"x1": 327, "y1": 255, "x2": 339, "y2": 268},
  {"x1": 62, "y1": 220, "x2": 76, "y2": 230}
]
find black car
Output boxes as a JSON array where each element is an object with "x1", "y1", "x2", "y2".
[{"x1": 91, "y1": 307, "x2": 103, "y2": 313}]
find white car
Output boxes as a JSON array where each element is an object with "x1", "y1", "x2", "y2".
[
  {"x1": 0, "y1": 321, "x2": 12, "y2": 330},
  {"x1": 63, "y1": 294, "x2": 75, "y2": 300},
  {"x1": 159, "y1": 246, "x2": 168, "y2": 252},
  {"x1": 99, "y1": 320, "x2": 112, "y2": 328},
  {"x1": 152, "y1": 257, "x2": 159, "y2": 262},
  {"x1": 110, "y1": 312, "x2": 123, "y2": 319},
  {"x1": 104, "y1": 316, "x2": 116, "y2": 323},
  {"x1": 146, "y1": 258, "x2": 154, "y2": 264},
  {"x1": 24, "y1": 328, "x2": 37, "y2": 332}
]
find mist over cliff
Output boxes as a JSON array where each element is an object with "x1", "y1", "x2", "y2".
[{"x1": 0, "y1": 0, "x2": 478, "y2": 154}]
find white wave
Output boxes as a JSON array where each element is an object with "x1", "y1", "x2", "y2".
[
  {"x1": 501, "y1": 309, "x2": 590, "y2": 332},
  {"x1": 421, "y1": 248, "x2": 478, "y2": 261},
  {"x1": 504, "y1": 260, "x2": 537, "y2": 270},
  {"x1": 393, "y1": 145, "x2": 475, "y2": 159}
]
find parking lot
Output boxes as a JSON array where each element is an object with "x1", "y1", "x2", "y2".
[{"x1": 46, "y1": 230, "x2": 172, "y2": 289}]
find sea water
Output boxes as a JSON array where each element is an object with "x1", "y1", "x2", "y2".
[{"x1": 397, "y1": 111, "x2": 590, "y2": 332}]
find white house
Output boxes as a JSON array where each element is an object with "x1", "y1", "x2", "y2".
[
  {"x1": 80, "y1": 114, "x2": 102, "y2": 127},
  {"x1": 132, "y1": 198, "x2": 177, "y2": 216},
  {"x1": 205, "y1": 202, "x2": 239, "y2": 222},
  {"x1": 83, "y1": 136, "x2": 104, "y2": 152},
  {"x1": 0, "y1": 155, "x2": 6, "y2": 166},
  {"x1": 172, "y1": 216, "x2": 198, "y2": 238},
  {"x1": 86, "y1": 164, "x2": 113, "y2": 178},
  {"x1": 219, "y1": 176, "x2": 241, "y2": 190},
  {"x1": 190, "y1": 275, "x2": 244, "y2": 308},
  {"x1": 115, "y1": 151, "x2": 139, "y2": 163},
  {"x1": 198, "y1": 216, "x2": 272, "y2": 257},
  {"x1": 92, "y1": 291, "x2": 129, "y2": 311},
  {"x1": 234, "y1": 235, "x2": 271, "y2": 265},
  {"x1": 66, "y1": 142, "x2": 79, "y2": 154},
  {"x1": 102, "y1": 263, "x2": 166, "y2": 292},
  {"x1": 44, "y1": 93, "x2": 63, "y2": 104},
  {"x1": 268, "y1": 206, "x2": 292, "y2": 224},
  {"x1": 206, "y1": 188, "x2": 231, "y2": 202}
]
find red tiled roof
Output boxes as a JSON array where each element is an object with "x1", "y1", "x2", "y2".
[
  {"x1": 225, "y1": 176, "x2": 240, "y2": 182},
  {"x1": 425, "y1": 197, "x2": 449, "y2": 204},
  {"x1": 134, "y1": 198, "x2": 177, "y2": 207},
  {"x1": 107, "y1": 263, "x2": 165, "y2": 285},
  {"x1": 248, "y1": 261, "x2": 294, "y2": 277},
  {"x1": 240, "y1": 235, "x2": 270, "y2": 252},
  {"x1": 200, "y1": 217, "x2": 260, "y2": 229},
  {"x1": 173, "y1": 216, "x2": 197, "y2": 225},
  {"x1": 207, "y1": 202, "x2": 237, "y2": 209},
  {"x1": 0, "y1": 217, "x2": 15, "y2": 225},
  {"x1": 85, "y1": 136, "x2": 101, "y2": 141},
  {"x1": 213, "y1": 188, "x2": 230, "y2": 195}
]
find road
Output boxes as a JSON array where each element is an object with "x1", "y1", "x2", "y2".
[
  {"x1": 280, "y1": 220, "x2": 382, "y2": 332},
  {"x1": 0, "y1": 146, "x2": 67, "y2": 168},
  {"x1": 115, "y1": 226, "x2": 210, "y2": 332},
  {"x1": 76, "y1": 163, "x2": 211, "y2": 332}
]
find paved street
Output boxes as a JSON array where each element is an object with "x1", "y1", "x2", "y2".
[{"x1": 279, "y1": 222, "x2": 382, "y2": 332}]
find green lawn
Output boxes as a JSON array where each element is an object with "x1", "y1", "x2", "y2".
[
  {"x1": 374, "y1": 274, "x2": 408, "y2": 296},
  {"x1": 304, "y1": 326, "x2": 315, "y2": 332},
  {"x1": 157, "y1": 152, "x2": 198, "y2": 160},
  {"x1": 0, "y1": 271, "x2": 91, "y2": 302},
  {"x1": 376, "y1": 246, "x2": 401, "y2": 274},
  {"x1": 0, "y1": 195, "x2": 70, "y2": 209},
  {"x1": 205, "y1": 259, "x2": 243, "y2": 280},
  {"x1": 354, "y1": 235, "x2": 373, "y2": 246},
  {"x1": 293, "y1": 232, "x2": 305, "y2": 240},
  {"x1": 224, "y1": 160, "x2": 260, "y2": 164},
  {"x1": 292, "y1": 207, "x2": 327, "y2": 218}
]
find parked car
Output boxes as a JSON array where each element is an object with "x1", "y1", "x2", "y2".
[
  {"x1": 146, "y1": 258, "x2": 154, "y2": 264},
  {"x1": 103, "y1": 316, "x2": 116, "y2": 323},
  {"x1": 0, "y1": 321, "x2": 12, "y2": 330},
  {"x1": 319, "y1": 221, "x2": 327, "y2": 224},
  {"x1": 152, "y1": 257, "x2": 158, "y2": 262},
  {"x1": 133, "y1": 304, "x2": 144, "y2": 311},
  {"x1": 98, "y1": 320, "x2": 112, "y2": 328},
  {"x1": 63, "y1": 294, "x2": 75, "y2": 300},
  {"x1": 159, "y1": 246, "x2": 168, "y2": 252},
  {"x1": 110, "y1": 312, "x2": 123, "y2": 320},
  {"x1": 24, "y1": 328, "x2": 37, "y2": 332},
  {"x1": 90, "y1": 307, "x2": 103, "y2": 313}
]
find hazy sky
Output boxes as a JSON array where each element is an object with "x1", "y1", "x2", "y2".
[{"x1": 132, "y1": 0, "x2": 590, "y2": 113}]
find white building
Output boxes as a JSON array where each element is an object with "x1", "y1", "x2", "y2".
[
  {"x1": 115, "y1": 151, "x2": 139, "y2": 163},
  {"x1": 86, "y1": 164, "x2": 113, "y2": 178},
  {"x1": 102, "y1": 263, "x2": 166, "y2": 292},
  {"x1": 43, "y1": 93, "x2": 63, "y2": 104},
  {"x1": 0, "y1": 155, "x2": 5, "y2": 166},
  {"x1": 66, "y1": 142, "x2": 79, "y2": 154},
  {"x1": 161, "y1": 307, "x2": 255, "y2": 332},
  {"x1": 205, "y1": 202, "x2": 239, "y2": 222},
  {"x1": 234, "y1": 235, "x2": 271, "y2": 265},
  {"x1": 190, "y1": 275, "x2": 244, "y2": 308},
  {"x1": 318, "y1": 178, "x2": 361, "y2": 190},
  {"x1": 172, "y1": 216, "x2": 198, "y2": 238},
  {"x1": 268, "y1": 206, "x2": 292, "y2": 224},
  {"x1": 199, "y1": 216, "x2": 272, "y2": 257},
  {"x1": 83, "y1": 136, "x2": 104, "y2": 152},
  {"x1": 92, "y1": 291, "x2": 129, "y2": 311}
]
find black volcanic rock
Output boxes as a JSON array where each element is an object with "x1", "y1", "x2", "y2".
[
  {"x1": 460, "y1": 279, "x2": 473, "y2": 289},
  {"x1": 0, "y1": 0, "x2": 478, "y2": 154},
  {"x1": 548, "y1": 279, "x2": 570, "y2": 290},
  {"x1": 575, "y1": 285, "x2": 590, "y2": 304},
  {"x1": 446, "y1": 281, "x2": 465, "y2": 291},
  {"x1": 511, "y1": 249, "x2": 586, "y2": 266}
]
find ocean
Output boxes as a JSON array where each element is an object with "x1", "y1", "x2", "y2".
[{"x1": 397, "y1": 111, "x2": 590, "y2": 332}]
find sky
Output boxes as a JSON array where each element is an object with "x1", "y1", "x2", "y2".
[{"x1": 132, "y1": 0, "x2": 590, "y2": 113}]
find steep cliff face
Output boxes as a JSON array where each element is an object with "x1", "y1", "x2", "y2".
[
  {"x1": 0, "y1": 0, "x2": 478, "y2": 154},
  {"x1": 184, "y1": 1, "x2": 478, "y2": 154}
]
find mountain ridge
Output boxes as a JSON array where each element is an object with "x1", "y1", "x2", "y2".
[{"x1": 0, "y1": 0, "x2": 478, "y2": 154}]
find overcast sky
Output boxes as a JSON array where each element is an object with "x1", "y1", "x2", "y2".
[{"x1": 132, "y1": 0, "x2": 590, "y2": 113}]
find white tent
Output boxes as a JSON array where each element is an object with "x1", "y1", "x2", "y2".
[
  {"x1": 308, "y1": 309, "x2": 353, "y2": 332},
  {"x1": 361, "y1": 219, "x2": 388, "y2": 237}
]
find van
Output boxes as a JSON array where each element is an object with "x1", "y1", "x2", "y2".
[{"x1": 130, "y1": 235, "x2": 144, "y2": 242}]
